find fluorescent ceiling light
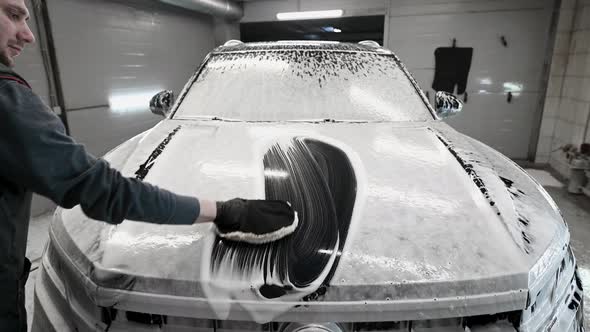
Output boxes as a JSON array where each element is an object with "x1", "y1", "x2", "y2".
[
  {"x1": 277, "y1": 9, "x2": 343, "y2": 21},
  {"x1": 321, "y1": 26, "x2": 342, "y2": 33}
]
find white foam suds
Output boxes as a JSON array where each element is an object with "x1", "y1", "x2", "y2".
[{"x1": 200, "y1": 229, "x2": 339, "y2": 323}]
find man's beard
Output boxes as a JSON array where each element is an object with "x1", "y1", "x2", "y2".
[{"x1": 0, "y1": 51, "x2": 15, "y2": 67}]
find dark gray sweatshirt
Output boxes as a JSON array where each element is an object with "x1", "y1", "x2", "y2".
[{"x1": 0, "y1": 64, "x2": 200, "y2": 290}]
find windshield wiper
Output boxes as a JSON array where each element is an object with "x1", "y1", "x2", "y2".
[
  {"x1": 183, "y1": 115, "x2": 242, "y2": 122},
  {"x1": 182, "y1": 116, "x2": 374, "y2": 123},
  {"x1": 286, "y1": 118, "x2": 374, "y2": 123}
]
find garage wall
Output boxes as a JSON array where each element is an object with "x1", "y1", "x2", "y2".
[
  {"x1": 241, "y1": 0, "x2": 555, "y2": 161},
  {"x1": 387, "y1": 1, "x2": 553, "y2": 161},
  {"x1": 536, "y1": 0, "x2": 590, "y2": 178},
  {"x1": 215, "y1": 18, "x2": 241, "y2": 45},
  {"x1": 47, "y1": 0, "x2": 216, "y2": 111},
  {"x1": 46, "y1": 0, "x2": 216, "y2": 158}
]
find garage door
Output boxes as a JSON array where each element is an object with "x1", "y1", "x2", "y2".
[
  {"x1": 387, "y1": 3, "x2": 553, "y2": 160},
  {"x1": 45, "y1": 0, "x2": 215, "y2": 157}
]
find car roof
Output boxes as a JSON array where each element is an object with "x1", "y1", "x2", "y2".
[{"x1": 213, "y1": 40, "x2": 395, "y2": 55}]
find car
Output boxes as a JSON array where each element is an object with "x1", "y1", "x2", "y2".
[{"x1": 32, "y1": 40, "x2": 584, "y2": 332}]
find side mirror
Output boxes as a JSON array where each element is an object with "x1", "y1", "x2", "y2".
[
  {"x1": 149, "y1": 90, "x2": 175, "y2": 117},
  {"x1": 434, "y1": 91, "x2": 462, "y2": 119}
]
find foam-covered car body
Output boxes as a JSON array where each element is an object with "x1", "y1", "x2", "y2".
[{"x1": 32, "y1": 41, "x2": 583, "y2": 332}]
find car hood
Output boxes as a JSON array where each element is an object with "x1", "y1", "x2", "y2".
[{"x1": 50, "y1": 119, "x2": 569, "y2": 322}]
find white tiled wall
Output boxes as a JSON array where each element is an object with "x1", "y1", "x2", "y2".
[{"x1": 536, "y1": 0, "x2": 590, "y2": 177}]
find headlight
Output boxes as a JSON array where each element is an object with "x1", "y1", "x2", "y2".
[
  {"x1": 521, "y1": 245, "x2": 578, "y2": 330},
  {"x1": 44, "y1": 232, "x2": 101, "y2": 318}
]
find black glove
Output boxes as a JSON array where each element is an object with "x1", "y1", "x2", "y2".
[{"x1": 213, "y1": 198, "x2": 299, "y2": 244}]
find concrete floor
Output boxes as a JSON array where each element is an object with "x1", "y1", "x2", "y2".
[{"x1": 23, "y1": 169, "x2": 590, "y2": 330}]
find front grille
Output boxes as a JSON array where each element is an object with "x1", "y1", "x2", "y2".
[
  {"x1": 126, "y1": 311, "x2": 166, "y2": 327},
  {"x1": 105, "y1": 312, "x2": 521, "y2": 331}
]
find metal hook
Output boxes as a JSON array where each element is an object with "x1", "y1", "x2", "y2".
[{"x1": 501, "y1": 35, "x2": 508, "y2": 47}]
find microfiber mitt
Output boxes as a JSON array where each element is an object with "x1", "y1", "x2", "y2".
[{"x1": 214, "y1": 199, "x2": 299, "y2": 244}]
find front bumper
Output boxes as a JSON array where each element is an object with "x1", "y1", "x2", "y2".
[{"x1": 32, "y1": 250, "x2": 584, "y2": 332}]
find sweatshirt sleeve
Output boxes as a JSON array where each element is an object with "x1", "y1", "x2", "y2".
[{"x1": 0, "y1": 80, "x2": 200, "y2": 225}]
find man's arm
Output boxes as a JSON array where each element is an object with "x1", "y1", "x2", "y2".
[{"x1": 0, "y1": 80, "x2": 199, "y2": 225}]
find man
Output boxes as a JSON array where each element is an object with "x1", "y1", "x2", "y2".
[{"x1": 0, "y1": 0, "x2": 298, "y2": 330}]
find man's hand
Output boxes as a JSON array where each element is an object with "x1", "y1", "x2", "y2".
[{"x1": 213, "y1": 198, "x2": 299, "y2": 244}]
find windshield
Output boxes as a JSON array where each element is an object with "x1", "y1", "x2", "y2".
[{"x1": 173, "y1": 50, "x2": 433, "y2": 122}]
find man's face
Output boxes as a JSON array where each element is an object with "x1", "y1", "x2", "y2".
[{"x1": 0, "y1": 0, "x2": 35, "y2": 67}]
